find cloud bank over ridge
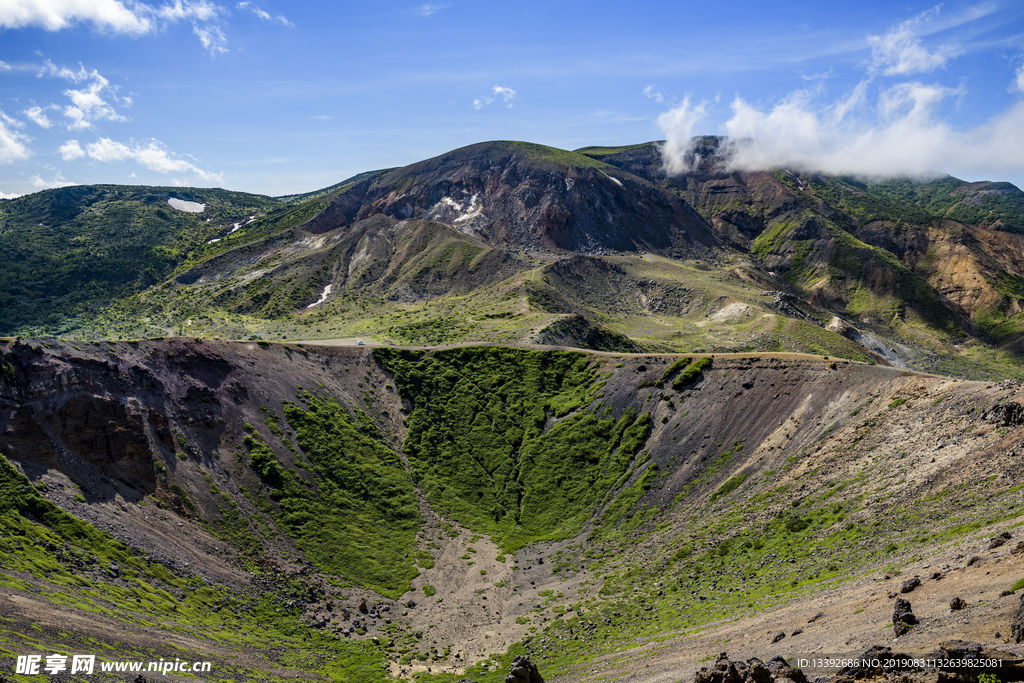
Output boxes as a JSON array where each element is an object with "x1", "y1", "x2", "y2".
[{"x1": 657, "y1": 7, "x2": 1024, "y2": 182}]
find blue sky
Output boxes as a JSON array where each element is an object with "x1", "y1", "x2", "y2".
[{"x1": 1, "y1": 0, "x2": 1023, "y2": 197}]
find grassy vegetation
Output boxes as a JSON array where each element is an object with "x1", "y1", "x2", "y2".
[
  {"x1": 376, "y1": 346, "x2": 651, "y2": 551},
  {"x1": 0, "y1": 185, "x2": 283, "y2": 336},
  {"x1": 277, "y1": 393, "x2": 426, "y2": 597},
  {"x1": 671, "y1": 357, "x2": 712, "y2": 390},
  {"x1": 504, "y1": 142, "x2": 612, "y2": 171},
  {"x1": 574, "y1": 143, "x2": 657, "y2": 159}
]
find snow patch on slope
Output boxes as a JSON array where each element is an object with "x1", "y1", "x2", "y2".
[{"x1": 168, "y1": 198, "x2": 205, "y2": 213}]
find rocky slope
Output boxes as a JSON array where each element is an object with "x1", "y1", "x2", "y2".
[
  {"x1": 582, "y1": 140, "x2": 1024, "y2": 370},
  {"x1": 298, "y1": 141, "x2": 718, "y2": 257},
  {"x1": 2, "y1": 337, "x2": 1024, "y2": 682}
]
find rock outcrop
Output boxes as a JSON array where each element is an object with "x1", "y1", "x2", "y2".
[
  {"x1": 893, "y1": 598, "x2": 917, "y2": 637},
  {"x1": 982, "y1": 402, "x2": 1024, "y2": 427},
  {"x1": 505, "y1": 654, "x2": 544, "y2": 683}
]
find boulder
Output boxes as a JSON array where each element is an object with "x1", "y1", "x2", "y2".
[
  {"x1": 900, "y1": 577, "x2": 921, "y2": 593},
  {"x1": 765, "y1": 655, "x2": 807, "y2": 683},
  {"x1": 893, "y1": 598, "x2": 917, "y2": 637},
  {"x1": 694, "y1": 653, "x2": 744, "y2": 683},
  {"x1": 505, "y1": 655, "x2": 544, "y2": 683},
  {"x1": 927, "y1": 641, "x2": 1024, "y2": 679},
  {"x1": 990, "y1": 531, "x2": 1012, "y2": 550},
  {"x1": 950, "y1": 596, "x2": 967, "y2": 610}
]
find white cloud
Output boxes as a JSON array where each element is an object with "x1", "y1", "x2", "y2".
[
  {"x1": 657, "y1": 76, "x2": 1024, "y2": 181},
  {"x1": 0, "y1": 0, "x2": 153, "y2": 34},
  {"x1": 655, "y1": 96, "x2": 709, "y2": 175},
  {"x1": 643, "y1": 84, "x2": 665, "y2": 104},
  {"x1": 22, "y1": 105, "x2": 54, "y2": 128},
  {"x1": 156, "y1": 0, "x2": 220, "y2": 22},
  {"x1": 58, "y1": 139, "x2": 85, "y2": 160},
  {"x1": 0, "y1": 112, "x2": 32, "y2": 164},
  {"x1": 0, "y1": 111, "x2": 25, "y2": 129},
  {"x1": 31, "y1": 169, "x2": 75, "y2": 189},
  {"x1": 0, "y1": 190, "x2": 24, "y2": 199},
  {"x1": 417, "y1": 3, "x2": 449, "y2": 17},
  {"x1": 39, "y1": 60, "x2": 89, "y2": 82},
  {"x1": 0, "y1": 61, "x2": 11, "y2": 72},
  {"x1": 3, "y1": 1, "x2": 230, "y2": 52},
  {"x1": 474, "y1": 85, "x2": 517, "y2": 109},
  {"x1": 85, "y1": 137, "x2": 222, "y2": 182},
  {"x1": 40, "y1": 61, "x2": 131, "y2": 129},
  {"x1": 236, "y1": 1, "x2": 291, "y2": 26},
  {"x1": 193, "y1": 23, "x2": 227, "y2": 54},
  {"x1": 655, "y1": 9, "x2": 1024, "y2": 183},
  {"x1": 867, "y1": 7, "x2": 961, "y2": 76}
]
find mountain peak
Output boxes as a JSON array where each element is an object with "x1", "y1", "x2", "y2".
[{"x1": 301, "y1": 139, "x2": 718, "y2": 255}]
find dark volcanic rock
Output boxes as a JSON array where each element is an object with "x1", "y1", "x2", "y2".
[
  {"x1": 893, "y1": 598, "x2": 917, "y2": 637},
  {"x1": 693, "y1": 653, "x2": 805, "y2": 683},
  {"x1": 46, "y1": 394, "x2": 156, "y2": 488},
  {"x1": 765, "y1": 655, "x2": 807, "y2": 683},
  {"x1": 900, "y1": 577, "x2": 921, "y2": 593},
  {"x1": 950, "y1": 596, "x2": 967, "y2": 610},
  {"x1": 990, "y1": 531, "x2": 1012, "y2": 549},
  {"x1": 505, "y1": 654, "x2": 544, "y2": 683},
  {"x1": 982, "y1": 402, "x2": 1024, "y2": 427}
]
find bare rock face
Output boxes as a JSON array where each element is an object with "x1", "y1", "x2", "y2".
[
  {"x1": 892, "y1": 598, "x2": 917, "y2": 637},
  {"x1": 505, "y1": 655, "x2": 544, "y2": 683},
  {"x1": 0, "y1": 404, "x2": 57, "y2": 466},
  {"x1": 44, "y1": 394, "x2": 156, "y2": 489}
]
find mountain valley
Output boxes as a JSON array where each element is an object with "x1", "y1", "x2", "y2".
[
  {"x1": 2, "y1": 139, "x2": 1024, "y2": 682},
  {"x1": 2, "y1": 337, "x2": 1024, "y2": 682}
]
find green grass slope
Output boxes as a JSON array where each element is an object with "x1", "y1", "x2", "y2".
[
  {"x1": 376, "y1": 346, "x2": 653, "y2": 551},
  {"x1": 0, "y1": 185, "x2": 285, "y2": 335}
]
